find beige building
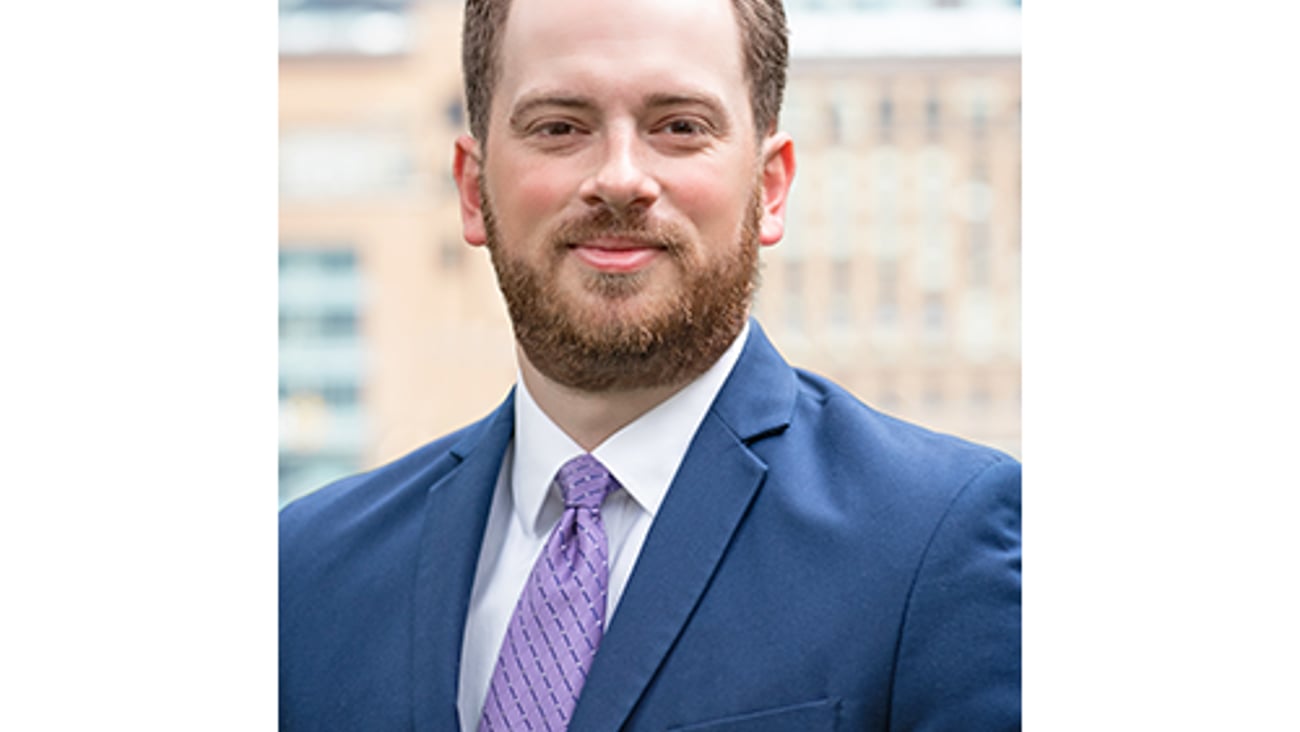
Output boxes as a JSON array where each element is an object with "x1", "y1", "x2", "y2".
[{"x1": 279, "y1": 0, "x2": 1021, "y2": 503}]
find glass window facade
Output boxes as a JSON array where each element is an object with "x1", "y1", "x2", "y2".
[{"x1": 279, "y1": 246, "x2": 367, "y2": 505}]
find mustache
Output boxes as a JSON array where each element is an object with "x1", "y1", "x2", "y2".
[{"x1": 548, "y1": 207, "x2": 689, "y2": 254}]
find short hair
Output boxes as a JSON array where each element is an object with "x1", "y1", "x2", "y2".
[{"x1": 461, "y1": 0, "x2": 789, "y2": 144}]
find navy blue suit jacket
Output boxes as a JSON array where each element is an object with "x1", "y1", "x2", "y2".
[{"x1": 280, "y1": 322, "x2": 1021, "y2": 730}]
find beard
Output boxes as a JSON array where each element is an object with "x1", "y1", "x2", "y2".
[{"x1": 482, "y1": 180, "x2": 763, "y2": 393}]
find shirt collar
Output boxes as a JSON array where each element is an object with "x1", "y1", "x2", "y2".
[{"x1": 510, "y1": 321, "x2": 750, "y2": 536}]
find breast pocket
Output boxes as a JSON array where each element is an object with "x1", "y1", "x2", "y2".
[{"x1": 666, "y1": 697, "x2": 839, "y2": 731}]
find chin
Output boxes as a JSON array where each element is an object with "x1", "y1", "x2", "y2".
[{"x1": 547, "y1": 279, "x2": 685, "y2": 338}]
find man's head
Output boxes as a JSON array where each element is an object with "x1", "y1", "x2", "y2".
[
  {"x1": 462, "y1": 0, "x2": 789, "y2": 144},
  {"x1": 453, "y1": 0, "x2": 795, "y2": 393}
]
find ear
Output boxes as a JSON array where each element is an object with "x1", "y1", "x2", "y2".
[
  {"x1": 452, "y1": 134, "x2": 487, "y2": 246},
  {"x1": 757, "y1": 131, "x2": 796, "y2": 247}
]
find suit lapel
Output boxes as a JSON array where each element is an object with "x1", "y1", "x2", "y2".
[
  {"x1": 410, "y1": 393, "x2": 515, "y2": 731},
  {"x1": 569, "y1": 322, "x2": 798, "y2": 731}
]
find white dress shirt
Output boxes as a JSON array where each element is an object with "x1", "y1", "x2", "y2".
[{"x1": 456, "y1": 322, "x2": 750, "y2": 729}]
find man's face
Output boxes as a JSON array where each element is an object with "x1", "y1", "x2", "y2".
[{"x1": 455, "y1": 0, "x2": 794, "y2": 392}]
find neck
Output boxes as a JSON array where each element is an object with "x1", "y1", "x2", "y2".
[{"x1": 516, "y1": 347, "x2": 692, "y2": 452}]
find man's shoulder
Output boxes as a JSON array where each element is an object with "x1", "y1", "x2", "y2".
[
  {"x1": 279, "y1": 406, "x2": 505, "y2": 545},
  {"x1": 782, "y1": 366, "x2": 1018, "y2": 495},
  {"x1": 717, "y1": 324, "x2": 1017, "y2": 498}
]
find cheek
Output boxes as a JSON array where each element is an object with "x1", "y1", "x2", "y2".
[
  {"x1": 486, "y1": 161, "x2": 578, "y2": 235},
  {"x1": 669, "y1": 168, "x2": 753, "y2": 243}
]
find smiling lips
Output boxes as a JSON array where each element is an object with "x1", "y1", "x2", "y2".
[{"x1": 570, "y1": 237, "x2": 663, "y2": 273}]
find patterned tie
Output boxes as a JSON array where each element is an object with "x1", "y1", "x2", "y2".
[{"x1": 479, "y1": 454, "x2": 620, "y2": 731}]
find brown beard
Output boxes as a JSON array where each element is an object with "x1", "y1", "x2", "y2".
[{"x1": 483, "y1": 180, "x2": 763, "y2": 393}]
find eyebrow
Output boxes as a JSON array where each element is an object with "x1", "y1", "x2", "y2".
[{"x1": 643, "y1": 93, "x2": 725, "y2": 115}]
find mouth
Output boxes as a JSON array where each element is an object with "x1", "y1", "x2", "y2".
[{"x1": 568, "y1": 236, "x2": 664, "y2": 273}]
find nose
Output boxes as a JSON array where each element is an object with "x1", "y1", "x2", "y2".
[{"x1": 579, "y1": 126, "x2": 660, "y2": 213}]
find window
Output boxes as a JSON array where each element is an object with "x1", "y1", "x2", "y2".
[
  {"x1": 319, "y1": 249, "x2": 357, "y2": 272},
  {"x1": 923, "y1": 293, "x2": 945, "y2": 337},
  {"x1": 320, "y1": 382, "x2": 361, "y2": 408},
  {"x1": 971, "y1": 97, "x2": 989, "y2": 136},
  {"x1": 320, "y1": 311, "x2": 359, "y2": 338},
  {"x1": 440, "y1": 237, "x2": 465, "y2": 270},
  {"x1": 785, "y1": 261, "x2": 804, "y2": 332},
  {"x1": 828, "y1": 163, "x2": 855, "y2": 258},
  {"x1": 279, "y1": 1, "x2": 413, "y2": 57},
  {"x1": 875, "y1": 261, "x2": 898, "y2": 327},
  {"x1": 280, "y1": 128, "x2": 414, "y2": 199},
  {"x1": 279, "y1": 244, "x2": 367, "y2": 504},
  {"x1": 826, "y1": 101, "x2": 844, "y2": 146},
  {"x1": 969, "y1": 222, "x2": 991, "y2": 287},
  {"x1": 969, "y1": 372, "x2": 992, "y2": 411},
  {"x1": 444, "y1": 98, "x2": 465, "y2": 129},
  {"x1": 829, "y1": 259, "x2": 853, "y2": 330},
  {"x1": 925, "y1": 89, "x2": 941, "y2": 140}
]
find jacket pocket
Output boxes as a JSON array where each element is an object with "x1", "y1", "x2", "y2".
[{"x1": 666, "y1": 697, "x2": 838, "y2": 731}]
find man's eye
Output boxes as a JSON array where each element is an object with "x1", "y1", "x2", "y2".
[
  {"x1": 664, "y1": 119, "x2": 705, "y2": 135},
  {"x1": 535, "y1": 121, "x2": 577, "y2": 136}
]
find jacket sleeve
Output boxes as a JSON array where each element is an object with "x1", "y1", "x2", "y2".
[{"x1": 889, "y1": 456, "x2": 1022, "y2": 731}]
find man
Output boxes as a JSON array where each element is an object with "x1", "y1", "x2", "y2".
[{"x1": 280, "y1": 0, "x2": 1021, "y2": 728}]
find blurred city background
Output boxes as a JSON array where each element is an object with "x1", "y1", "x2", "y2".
[{"x1": 279, "y1": 0, "x2": 1022, "y2": 504}]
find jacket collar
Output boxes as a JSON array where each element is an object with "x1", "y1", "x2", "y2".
[{"x1": 708, "y1": 319, "x2": 798, "y2": 444}]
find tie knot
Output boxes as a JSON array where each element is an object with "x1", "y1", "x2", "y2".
[{"x1": 555, "y1": 454, "x2": 618, "y2": 510}]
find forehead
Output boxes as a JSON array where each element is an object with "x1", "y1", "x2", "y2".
[{"x1": 494, "y1": 0, "x2": 748, "y2": 119}]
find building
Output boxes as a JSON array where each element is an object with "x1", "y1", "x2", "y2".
[
  {"x1": 278, "y1": 0, "x2": 1021, "y2": 503},
  {"x1": 760, "y1": 0, "x2": 1022, "y2": 457}
]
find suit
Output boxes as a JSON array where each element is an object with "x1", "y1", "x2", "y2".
[{"x1": 280, "y1": 321, "x2": 1021, "y2": 730}]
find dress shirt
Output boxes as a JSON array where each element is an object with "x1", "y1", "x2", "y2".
[{"x1": 456, "y1": 322, "x2": 750, "y2": 730}]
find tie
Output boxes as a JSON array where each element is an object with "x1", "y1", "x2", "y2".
[{"x1": 479, "y1": 454, "x2": 620, "y2": 731}]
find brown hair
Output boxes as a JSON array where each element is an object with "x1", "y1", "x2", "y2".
[{"x1": 461, "y1": 0, "x2": 789, "y2": 143}]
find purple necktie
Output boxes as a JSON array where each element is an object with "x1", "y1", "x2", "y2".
[{"x1": 479, "y1": 454, "x2": 620, "y2": 731}]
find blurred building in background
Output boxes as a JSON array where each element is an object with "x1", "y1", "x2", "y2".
[{"x1": 278, "y1": 0, "x2": 1022, "y2": 504}]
